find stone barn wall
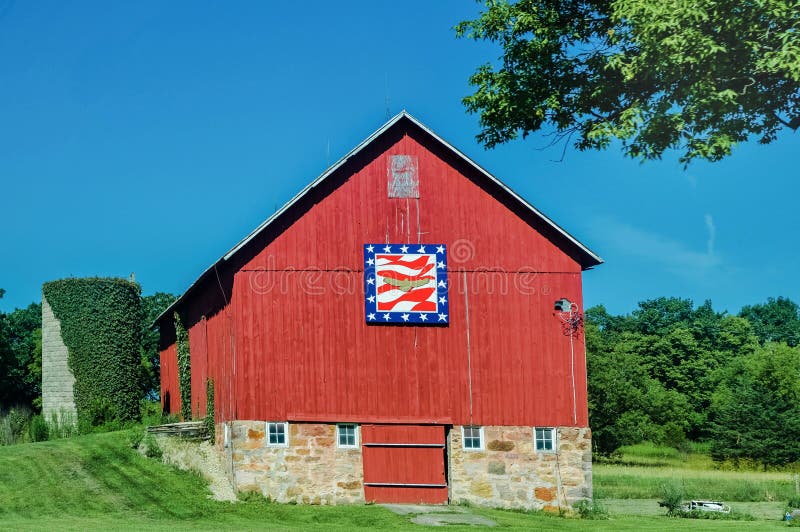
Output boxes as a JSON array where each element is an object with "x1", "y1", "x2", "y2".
[
  {"x1": 448, "y1": 426, "x2": 592, "y2": 510},
  {"x1": 221, "y1": 421, "x2": 365, "y2": 504},
  {"x1": 212, "y1": 421, "x2": 591, "y2": 509},
  {"x1": 41, "y1": 296, "x2": 77, "y2": 425}
]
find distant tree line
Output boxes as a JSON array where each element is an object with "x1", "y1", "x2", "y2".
[
  {"x1": 0, "y1": 288, "x2": 175, "y2": 414},
  {"x1": 587, "y1": 296, "x2": 800, "y2": 467}
]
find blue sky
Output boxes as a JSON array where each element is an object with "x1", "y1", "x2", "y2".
[{"x1": 1, "y1": 1, "x2": 797, "y2": 315}]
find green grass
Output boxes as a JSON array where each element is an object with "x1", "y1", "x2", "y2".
[
  {"x1": 600, "y1": 442, "x2": 714, "y2": 469},
  {"x1": 594, "y1": 442, "x2": 799, "y2": 502},
  {"x1": 0, "y1": 431, "x2": 789, "y2": 530},
  {"x1": 595, "y1": 463, "x2": 796, "y2": 501}
]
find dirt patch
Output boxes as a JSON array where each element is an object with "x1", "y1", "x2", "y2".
[{"x1": 383, "y1": 504, "x2": 497, "y2": 527}]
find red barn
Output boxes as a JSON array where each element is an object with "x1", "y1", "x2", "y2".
[{"x1": 156, "y1": 111, "x2": 601, "y2": 509}]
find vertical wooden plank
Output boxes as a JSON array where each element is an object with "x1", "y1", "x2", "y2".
[{"x1": 174, "y1": 122, "x2": 591, "y2": 428}]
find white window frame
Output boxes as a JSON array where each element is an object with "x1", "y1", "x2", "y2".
[
  {"x1": 534, "y1": 427, "x2": 557, "y2": 453},
  {"x1": 266, "y1": 421, "x2": 289, "y2": 447},
  {"x1": 461, "y1": 425, "x2": 484, "y2": 451},
  {"x1": 336, "y1": 423, "x2": 359, "y2": 449}
]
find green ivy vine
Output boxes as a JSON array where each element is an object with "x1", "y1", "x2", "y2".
[
  {"x1": 42, "y1": 278, "x2": 142, "y2": 431},
  {"x1": 204, "y1": 378, "x2": 214, "y2": 439},
  {"x1": 174, "y1": 312, "x2": 191, "y2": 420}
]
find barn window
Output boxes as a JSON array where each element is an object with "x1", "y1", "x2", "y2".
[
  {"x1": 337, "y1": 424, "x2": 358, "y2": 448},
  {"x1": 462, "y1": 426, "x2": 484, "y2": 450},
  {"x1": 387, "y1": 154, "x2": 419, "y2": 198},
  {"x1": 266, "y1": 421, "x2": 289, "y2": 446},
  {"x1": 534, "y1": 427, "x2": 556, "y2": 452}
]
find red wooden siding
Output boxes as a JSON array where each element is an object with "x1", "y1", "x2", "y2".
[
  {"x1": 159, "y1": 121, "x2": 592, "y2": 428},
  {"x1": 160, "y1": 303, "x2": 234, "y2": 422},
  {"x1": 239, "y1": 134, "x2": 582, "y2": 275},
  {"x1": 362, "y1": 425, "x2": 447, "y2": 504},
  {"x1": 230, "y1": 270, "x2": 586, "y2": 426},
  {"x1": 159, "y1": 344, "x2": 180, "y2": 415},
  {"x1": 188, "y1": 318, "x2": 208, "y2": 418}
]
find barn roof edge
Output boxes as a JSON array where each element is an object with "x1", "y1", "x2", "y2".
[{"x1": 153, "y1": 110, "x2": 602, "y2": 327}]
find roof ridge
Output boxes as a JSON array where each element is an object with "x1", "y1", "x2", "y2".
[{"x1": 154, "y1": 111, "x2": 601, "y2": 326}]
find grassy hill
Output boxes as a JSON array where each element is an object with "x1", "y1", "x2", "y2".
[{"x1": 0, "y1": 431, "x2": 788, "y2": 530}]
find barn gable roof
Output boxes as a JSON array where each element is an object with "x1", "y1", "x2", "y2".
[{"x1": 155, "y1": 111, "x2": 602, "y2": 325}]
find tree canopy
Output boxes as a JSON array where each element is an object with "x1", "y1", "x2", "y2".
[
  {"x1": 140, "y1": 292, "x2": 177, "y2": 400},
  {"x1": 586, "y1": 296, "x2": 800, "y2": 465},
  {"x1": 0, "y1": 297, "x2": 42, "y2": 410},
  {"x1": 456, "y1": 0, "x2": 800, "y2": 164},
  {"x1": 739, "y1": 296, "x2": 800, "y2": 346},
  {"x1": 709, "y1": 342, "x2": 800, "y2": 467}
]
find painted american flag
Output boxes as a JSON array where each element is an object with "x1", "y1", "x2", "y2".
[{"x1": 363, "y1": 244, "x2": 449, "y2": 324}]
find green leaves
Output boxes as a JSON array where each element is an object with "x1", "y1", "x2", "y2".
[
  {"x1": 458, "y1": 0, "x2": 800, "y2": 164},
  {"x1": 174, "y1": 313, "x2": 191, "y2": 421},
  {"x1": 0, "y1": 302, "x2": 42, "y2": 409},
  {"x1": 709, "y1": 343, "x2": 800, "y2": 466},
  {"x1": 42, "y1": 278, "x2": 143, "y2": 431},
  {"x1": 739, "y1": 297, "x2": 800, "y2": 346},
  {"x1": 588, "y1": 295, "x2": 800, "y2": 466},
  {"x1": 140, "y1": 292, "x2": 176, "y2": 400}
]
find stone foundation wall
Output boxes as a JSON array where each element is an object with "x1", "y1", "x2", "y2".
[
  {"x1": 225, "y1": 421, "x2": 364, "y2": 504},
  {"x1": 212, "y1": 421, "x2": 590, "y2": 509},
  {"x1": 448, "y1": 426, "x2": 592, "y2": 510},
  {"x1": 41, "y1": 296, "x2": 77, "y2": 425}
]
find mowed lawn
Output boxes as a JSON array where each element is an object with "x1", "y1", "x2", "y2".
[{"x1": 0, "y1": 431, "x2": 790, "y2": 530}]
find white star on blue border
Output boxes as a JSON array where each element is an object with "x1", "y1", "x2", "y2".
[{"x1": 363, "y1": 243, "x2": 449, "y2": 325}]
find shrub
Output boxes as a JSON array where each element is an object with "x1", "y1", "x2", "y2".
[
  {"x1": 47, "y1": 409, "x2": 76, "y2": 440},
  {"x1": 140, "y1": 400, "x2": 163, "y2": 427},
  {"x1": 142, "y1": 433, "x2": 163, "y2": 460},
  {"x1": 658, "y1": 481, "x2": 685, "y2": 516},
  {"x1": 789, "y1": 496, "x2": 800, "y2": 509},
  {"x1": 0, "y1": 407, "x2": 32, "y2": 445},
  {"x1": 237, "y1": 490, "x2": 273, "y2": 503},
  {"x1": 127, "y1": 428, "x2": 144, "y2": 449},
  {"x1": 28, "y1": 415, "x2": 49, "y2": 442},
  {"x1": 573, "y1": 499, "x2": 609, "y2": 519},
  {"x1": 678, "y1": 509, "x2": 754, "y2": 520},
  {"x1": 8, "y1": 408, "x2": 29, "y2": 440}
]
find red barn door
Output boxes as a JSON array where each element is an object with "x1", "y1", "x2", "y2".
[{"x1": 361, "y1": 424, "x2": 448, "y2": 504}]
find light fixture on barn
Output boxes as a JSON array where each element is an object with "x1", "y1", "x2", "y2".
[{"x1": 554, "y1": 298, "x2": 584, "y2": 426}]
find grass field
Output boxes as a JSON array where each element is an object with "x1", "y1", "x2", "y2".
[
  {"x1": 0, "y1": 432, "x2": 792, "y2": 530},
  {"x1": 595, "y1": 443, "x2": 799, "y2": 502},
  {"x1": 595, "y1": 464, "x2": 797, "y2": 501}
]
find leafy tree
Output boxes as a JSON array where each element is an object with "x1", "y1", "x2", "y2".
[
  {"x1": 0, "y1": 292, "x2": 15, "y2": 407},
  {"x1": 586, "y1": 322, "x2": 691, "y2": 453},
  {"x1": 5, "y1": 303, "x2": 42, "y2": 408},
  {"x1": 586, "y1": 298, "x2": 763, "y2": 448},
  {"x1": 710, "y1": 342, "x2": 800, "y2": 467},
  {"x1": 739, "y1": 297, "x2": 800, "y2": 347},
  {"x1": 456, "y1": 0, "x2": 800, "y2": 164},
  {"x1": 0, "y1": 297, "x2": 42, "y2": 410},
  {"x1": 140, "y1": 292, "x2": 176, "y2": 400}
]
